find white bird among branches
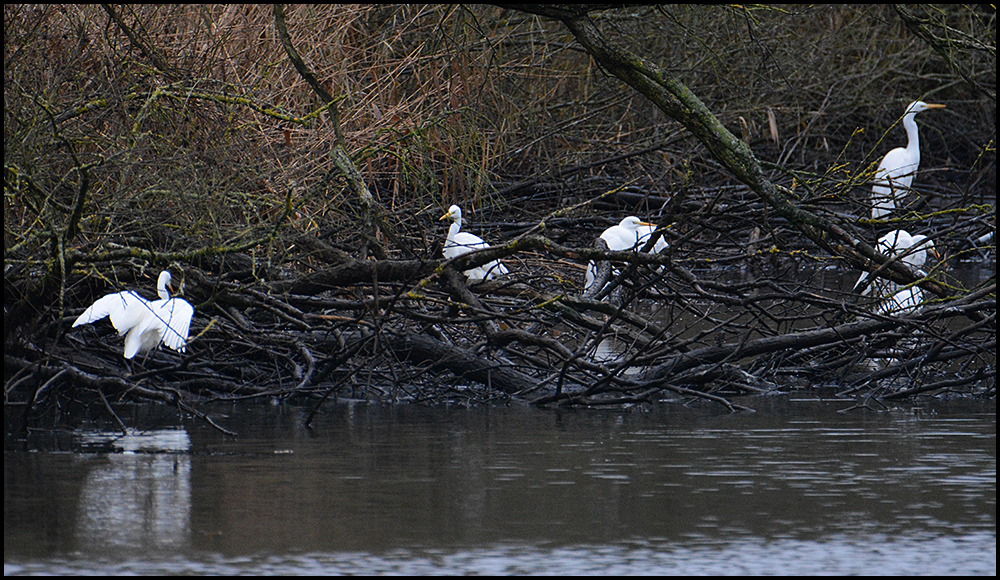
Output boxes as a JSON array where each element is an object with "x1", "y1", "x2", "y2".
[
  {"x1": 73, "y1": 269, "x2": 194, "y2": 359},
  {"x1": 854, "y1": 229, "x2": 937, "y2": 315},
  {"x1": 870, "y1": 100, "x2": 946, "y2": 218},
  {"x1": 584, "y1": 216, "x2": 668, "y2": 292},
  {"x1": 439, "y1": 205, "x2": 509, "y2": 281}
]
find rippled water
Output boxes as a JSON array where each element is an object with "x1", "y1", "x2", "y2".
[{"x1": 4, "y1": 398, "x2": 995, "y2": 575}]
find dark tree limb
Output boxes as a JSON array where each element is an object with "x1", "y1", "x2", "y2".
[
  {"x1": 382, "y1": 329, "x2": 538, "y2": 394},
  {"x1": 100, "y1": 4, "x2": 173, "y2": 76},
  {"x1": 504, "y1": 5, "x2": 954, "y2": 302},
  {"x1": 7, "y1": 355, "x2": 238, "y2": 436}
]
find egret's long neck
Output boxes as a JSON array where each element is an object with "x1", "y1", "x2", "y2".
[
  {"x1": 157, "y1": 274, "x2": 171, "y2": 300},
  {"x1": 902, "y1": 112, "x2": 920, "y2": 156},
  {"x1": 448, "y1": 220, "x2": 462, "y2": 241}
]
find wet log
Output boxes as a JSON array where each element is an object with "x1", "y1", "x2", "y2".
[
  {"x1": 382, "y1": 329, "x2": 538, "y2": 394},
  {"x1": 269, "y1": 258, "x2": 436, "y2": 296}
]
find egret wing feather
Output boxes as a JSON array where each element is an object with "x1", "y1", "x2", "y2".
[
  {"x1": 444, "y1": 231, "x2": 489, "y2": 257},
  {"x1": 157, "y1": 298, "x2": 194, "y2": 352},
  {"x1": 72, "y1": 291, "x2": 149, "y2": 336},
  {"x1": 878, "y1": 287, "x2": 924, "y2": 315},
  {"x1": 74, "y1": 270, "x2": 194, "y2": 359},
  {"x1": 122, "y1": 313, "x2": 161, "y2": 359}
]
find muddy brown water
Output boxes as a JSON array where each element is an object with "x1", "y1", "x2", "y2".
[{"x1": 4, "y1": 397, "x2": 995, "y2": 575}]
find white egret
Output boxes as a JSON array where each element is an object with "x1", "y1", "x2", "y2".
[
  {"x1": 857, "y1": 228, "x2": 939, "y2": 370},
  {"x1": 864, "y1": 280, "x2": 928, "y2": 370},
  {"x1": 870, "y1": 100, "x2": 946, "y2": 218},
  {"x1": 584, "y1": 216, "x2": 668, "y2": 291},
  {"x1": 876, "y1": 286, "x2": 925, "y2": 316},
  {"x1": 853, "y1": 229, "x2": 935, "y2": 296},
  {"x1": 439, "y1": 205, "x2": 508, "y2": 281},
  {"x1": 854, "y1": 230, "x2": 938, "y2": 320},
  {"x1": 73, "y1": 270, "x2": 194, "y2": 359}
]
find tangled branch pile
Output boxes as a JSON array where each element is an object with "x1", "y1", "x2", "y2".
[{"x1": 4, "y1": 5, "x2": 995, "y2": 426}]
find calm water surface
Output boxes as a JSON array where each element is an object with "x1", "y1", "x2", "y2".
[{"x1": 4, "y1": 398, "x2": 995, "y2": 575}]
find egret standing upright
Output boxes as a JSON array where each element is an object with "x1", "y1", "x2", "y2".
[{"x1": 870, "y1": 100, "x2": 945, "y2": 218}]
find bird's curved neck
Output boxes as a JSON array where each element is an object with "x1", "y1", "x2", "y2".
[
  {"x1": 157, "y1": 277, "x2": 171, "y2": 300},
  {"x1": 902, "y1": 113, "x2": 920, "y2": 154}
]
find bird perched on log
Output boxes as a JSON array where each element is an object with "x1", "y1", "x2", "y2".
[{"x1": 439, "y1": 205, "x2": 509, "y2": 281}]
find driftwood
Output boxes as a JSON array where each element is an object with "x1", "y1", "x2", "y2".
[
  {"x1": 11, "y1": 231, "x2": 990, "y2": 423},
  {"x1": 383, "y1": 329, "x2": 538, "y2": 395},
  {"x1": 6, "y1": 97, "x2": 994, "y2": 428}
]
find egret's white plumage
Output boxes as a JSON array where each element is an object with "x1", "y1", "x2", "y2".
[
  {"x1": 865, "y1": 279, "x2": 929, "y2": 370},
  {"x1": 73, "y1": 270, "x2": 194, "y2": 359},
  {"x1": 871, "y1": 100, "x2": 945, "y2": 218},
  {"x1": 854, "y1": 229, "x2": 938, "y2": 319},
  {"x1": 584, "y1": 216, "x2": 668, "y2": 291},
  {"x1": 439, "y1": 205, "x2": 508, "y2": 281},
  {"x1": 877, "y1": 286, "x2": 925, "y2": 316},
  {"x1": 853, "y1": 229, "x2": 935, "y2": 296}
]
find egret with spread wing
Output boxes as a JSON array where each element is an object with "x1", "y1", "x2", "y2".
[{"x1": 73, "y1": 269, "x2": 194, "y2": 359}]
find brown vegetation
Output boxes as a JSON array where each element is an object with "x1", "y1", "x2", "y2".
[{"x1": 4, "y1": 5, "x2": 995, "y2": 430}]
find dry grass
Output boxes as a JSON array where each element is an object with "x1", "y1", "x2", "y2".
[{"x1": 5, "y1": 5, "x2": 993, "y2": 258}]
